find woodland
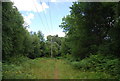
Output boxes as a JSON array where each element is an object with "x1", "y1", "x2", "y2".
[{"x1": 2, "y1": 2, "x2": 120, "y2": 79}]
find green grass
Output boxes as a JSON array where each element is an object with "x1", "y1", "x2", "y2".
[
  {"x1": 56, "y1": 59, "x2": 114, "y2": 79},
  {"x1": 2, "y1": 57, "x2": 116, "y2": 79},
  {"x1": 3, "y1": 58, "x2": 56, "y2": 79}
]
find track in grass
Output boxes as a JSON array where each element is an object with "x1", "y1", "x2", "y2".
[
  {"x1": 3, "y1": 58, "x2": 115, "y2": 79},
  {"x1": 54, "y1": 60, "x2": 59, "y2": 79}
]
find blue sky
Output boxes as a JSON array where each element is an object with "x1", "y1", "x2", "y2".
[{"x1": 12, "y1": 0, "x2": 75, "y2": 38}]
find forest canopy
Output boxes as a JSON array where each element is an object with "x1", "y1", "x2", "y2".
[
  {"x1": 59, "y1": 2, "x2": 120, "y2": 59},
  {"x1": 2, "y1": 2, "x2": 120, "y2": 79}
]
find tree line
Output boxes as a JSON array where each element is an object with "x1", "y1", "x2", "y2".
[
  {"x1": 2, "y1": 1, "x2": 120, "y2": 78},
  {"x1": 2, "y1": 2, "x2": 120, "y2": 61},
  {"x1": 60, "y1": 2, "x2": 120, "y2": 60},
  {"x1": 2, "y1": 2, "x2": 64, "y2": 62},
  {"x1": 59, "y1": 2, "x2": 120, "y2": 78}
]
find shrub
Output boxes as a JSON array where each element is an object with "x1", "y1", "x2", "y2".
[
  {"x1": 71, "y1": 54, "x2": 120, "y2": 78},
  {"x1": 71, "y1": 58, "x2": 91, "y2": 70},
  {"x1": 6, "y1": 55, "x2": 30, "y2": 65},
  {"x1": 56, "y1": 57, "x2": 63, "y2": 59},
  {"x1": 105, "y1": 59, "x2": 120, "y2": 76}
]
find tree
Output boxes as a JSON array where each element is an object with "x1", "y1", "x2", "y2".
[
  {"x1": 2, "y1": 2, "x2": 46, "y2": 60},
  {"x1": 106, "y1": 2, "x2": 120, "y2": 57},
  {"x1": 60, "y1": 2, "x2": 119, "y2": 59},
  {"x1": 60, "y1": 37, "x2": 71, "y2": 56},
  {"x1": 2, "y1": 2, "x2": 25, "y2": 60},
  {"x1": 45, "y1": 35, "x2": 62, "y2": 57},
  {"x1": 27, "y1": 32, "x2": 45, "y2": 59}
]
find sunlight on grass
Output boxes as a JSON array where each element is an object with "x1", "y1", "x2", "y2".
[
  {"x1": 3, "y1": 58, "x2": 56, "y2": 79},
  {"x1": 3, "y1": 58, "x2": 115, "y2": 79},
  {"x1": 55, "y1": 59, "x2": 114, "y2": 79}
]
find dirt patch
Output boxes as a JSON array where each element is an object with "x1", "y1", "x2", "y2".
[{"x1": 54, "y1": 60, "x2": 59, "y2": 79}]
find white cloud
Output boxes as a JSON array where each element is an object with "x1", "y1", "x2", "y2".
[
  {"x1": 22, "y1": 13, "x2": 34, "y2": 25},
  {"x1": 22, "y1": 13, "x2": 34, "y2": 32},
  {"x1": 51, "y1": 0, "x2": 57, "y2": 2},
  {"x1": 26, "y1": 26, "x2": 32, "y2": 32},
  {"x1": 22, "y1": 22, "x2": 32, "y2": 32},
  {"x1": 11, "y1": 0, "x2": 49, "y2": 32},
  {"x1": 50, "y1": 31, "x2": 65, "y2": 37},
  {"x1": 54, "y1": 31, "x2": 65, "y2": 37},
  {"x1": 44, "y1": 31, "x2": 65, "y2": 40},
  {"x1": 11, "y1": 0, "x2": 49, "y2": 12}
]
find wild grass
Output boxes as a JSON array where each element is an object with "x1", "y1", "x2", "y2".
[
  {"x1": 57, "y1": 59, "x2": 114, "y2": 79},
  {"x1": 2, "y1": 57, "x2": 116, "y2": 79},
  {"x1": 3, "y1": 57, "x2": 56, "y2": 79},
  {"x1": 69, "y1": 54, "x2": 120, "y2": 79}
]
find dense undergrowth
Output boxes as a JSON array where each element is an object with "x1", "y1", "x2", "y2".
[
  {"x1": 2, "y1": 56, "x2": 33, "y2": 79},
  {"x1": 65, "y1": 54, "x2": 120, "y2": 79},
  {"x1": 2, "y1": 56, "x2": 117, "y2": 79},
  {"x1": 2, "y1": 54, "x2": 120, "y2": 79},
  {"x1": 2, "y1": 57, "x2": 57, "y2": 79}
]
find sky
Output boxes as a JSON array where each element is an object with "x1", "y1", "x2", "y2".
[{"x1": 11, "y1": 0, "x2": 77, "y2": 39}]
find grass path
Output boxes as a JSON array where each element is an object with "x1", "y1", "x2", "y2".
[
  {"x1": 3, "y1": 58, "x2": 114, "y2": 79},
  {"x1": 54, "y1": 60, "x2": 59, "y2": 79}
]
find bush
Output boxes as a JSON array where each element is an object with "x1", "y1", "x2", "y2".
[
  {"x1": 56, "y1": 57, "x2": 63, "y2": 59},
  {"x1": 71, "y1": 58, "x2": 90, "y2": 71},
  {"x1": 105, "y1": 59, "x2": 120, "y2": 76},
  {"x1": 2, "y1": 57, "x2": 36, "y2": 79},
  {"x1": 6, "y1": 55, "x2": 30, "y2": 65},
  {"x1": 71, "y1": 54, "x2": 120, "y2": 78}
]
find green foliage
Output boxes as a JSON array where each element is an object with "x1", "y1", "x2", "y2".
[
  {"x1": 2, "y1": 58, "x2": 56, "y2": 79},
  {"x1": 71, "y1": 54, "x2": 120, "y2": 78},
  {"x1": 2, "y1": 2, "x2": 120, "y2": 79},
  {"x1": 60, "y1": 3, "x2": 120, "y2": 78},
  {"x1": 26, "y1": 31, "x2": 45, "y2": 59},
  {"x1": 2, "y1": 2, "x2": 46, "y2": 60},
  {"x1": 56, "y1": 57, "x2": 63, "y2": 59},
  {"x1": 2, "y1": 58, "x2": 36, "y2": 79},
  {"x1": 44, "y1": 41, "x2": 51, "y2": 57},
  {"x1": 3, "y1": 58, "x2": 115, "y2": 79},
  {"x1": 2, "y1": 2, "x2": 24, "y2": 60},
  {"x1": 45, "y1": 35, "x2": 63, "y2": 57},
  {"x1": 60, "y1": 2, "x2": 120, "y2": 59},
  {"x1": 6, "y1": 55, "x2": 30, "y2": 65},
  {"x1": 60, "y1": 37, "x2": 71, "y2": 56}
]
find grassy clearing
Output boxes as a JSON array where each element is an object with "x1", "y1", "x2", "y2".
[
  {"x1": 3, "y1": 58, "x2": 56, "y2": 79},
  {"x1": 3, "y1": 57, "x2": 115, "y2": 79},
  {"x1": 56, "y1": 59, "x2": 114, "y2": 79},
  {"x1": 21, "y1": 58, "x2": 56, "y2": 79}
]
